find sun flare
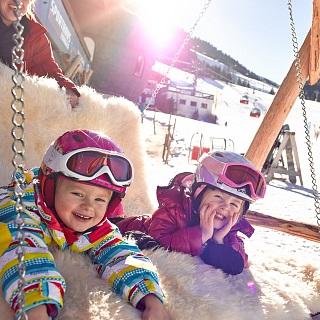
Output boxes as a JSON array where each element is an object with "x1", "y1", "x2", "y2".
[{"x1": 134, "y1": 0, "x2": 183, "y2": 49}]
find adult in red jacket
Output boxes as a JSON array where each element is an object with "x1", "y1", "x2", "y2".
[
  {"x1": 116, "y1": 151, "x2": 267, "y2": 275},
  {"x1": 0, "y1": 0, "x2": 80, "y2": 107}
]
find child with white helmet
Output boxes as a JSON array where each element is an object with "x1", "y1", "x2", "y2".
[
  {"x1": 0, "y1": 129, "x2": 171, "y2": 320},
  {"x1": 116, "y1": 150, "x2": 266, "y2": 275}
]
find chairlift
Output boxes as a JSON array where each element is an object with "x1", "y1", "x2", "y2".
[{"x1": 250, "y1": 107, "x2": 261, "y2": 118}]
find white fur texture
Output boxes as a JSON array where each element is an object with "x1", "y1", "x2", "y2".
[
  {"x1": 1, "y1": 63, "x2": 319, "y2": 319},
  {"x1": 0, "y1": 63, "x2": 155, "y2": 215},
  {"x1": 1, "y1": 242, "x2": 319, "y2": 320}
]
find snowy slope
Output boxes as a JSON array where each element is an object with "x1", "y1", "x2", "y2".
[{"x1": 145, "y1": 75, "x2": 320, "y2": 187}]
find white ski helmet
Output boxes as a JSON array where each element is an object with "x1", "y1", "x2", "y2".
[{"x1": 193, "y1": 151, "x2": 266, "y2": 213}]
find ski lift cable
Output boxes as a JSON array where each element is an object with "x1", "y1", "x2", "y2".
[
  {"x1": 143, "y1": 0, "x2": 212, "y2": 114},
  {"x1": 287, "y1": 0, "x2": 320, "y2": 234},
  {"x1": 10, "y1": 0, "x2": 28, "y2": 319}
]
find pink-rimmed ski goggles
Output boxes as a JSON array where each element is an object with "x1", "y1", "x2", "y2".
[
  {"x1": 44, "y1": 146, "x2": 134, "y2": 187},
  {"x1": 198, "y1": 153, "x2": 266, "y2": 200}
]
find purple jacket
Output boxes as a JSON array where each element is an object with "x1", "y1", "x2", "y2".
[{"x1": 117, "y1": 172, "x2": 254, "y2": 268}]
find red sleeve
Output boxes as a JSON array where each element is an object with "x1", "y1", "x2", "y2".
[
  {"x1": 25, "y1": 33, "x2": 80, "y2": 96},
  {"x1": 115, "y1": 215, "x2": 151, "y2": 235},
  {"x1": 148, "y1": 206, "x2": 203, "y2": 256}
]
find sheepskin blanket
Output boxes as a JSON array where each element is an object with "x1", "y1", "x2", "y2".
[
  {"x1": 0, "y1": 243, "x2": 319, "y2": 320},
  {"x1": 0, "y1": 63, "x2": 154, "y2": 215},
  {"x1": 1, "y1": 64, "x2": 320, "y2": 320}
]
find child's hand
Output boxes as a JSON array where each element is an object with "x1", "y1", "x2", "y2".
[
  {"x1": 26, "y1": 304, "x2": 50, "y2": 320},
  {"x1": 140, "y1": 295, "x2": 172, "y2": 320},
  {"x1": 199, "y1": 203, "x2": 215, "y2": 243}
]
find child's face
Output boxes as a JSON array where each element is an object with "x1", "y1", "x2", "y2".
[
  {"x1": 54, "y1": 178, "x2": 113, "y2": 232},
  {"x1": 199, "y1": 188, "x2": 243, "y2": 230}
]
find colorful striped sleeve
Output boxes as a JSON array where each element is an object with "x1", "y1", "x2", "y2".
[
  {"x1": 89, "y1": 229, "x2": 165, "y2": 308},
  {"x1": 0, "y1": 173, "x2": 66, "y2": 317}
]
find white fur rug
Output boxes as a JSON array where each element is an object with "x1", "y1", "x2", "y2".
[
  {"x1": 1, "y1": 242, "x2": 319, "y2": 320},
  {"x1": 0, "y1": 63, "x2": 154, "y2": 215},
  {"x1": 1, "y1": 63, "x2": 320, "y2": 319}
]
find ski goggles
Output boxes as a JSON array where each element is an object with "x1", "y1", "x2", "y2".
[
  {"x1": 198, "y1": 153, "x2": 266, "y2": 200},
  {"x1": 45, "y1": 146, "x2": 134, "y2": 187}
]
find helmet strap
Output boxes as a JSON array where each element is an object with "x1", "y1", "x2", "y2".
[{"x1": 39, "y1": 170, "x2": 56, "y2": 210}]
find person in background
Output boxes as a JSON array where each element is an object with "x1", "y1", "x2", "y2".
[
  {"x1": 0, "y1": 129, "x2": 171, "y2": 320},
  {"x1": 0, "y1": 0, "x2": 80, "y2": 107},
  {"x1": 116, "y1": 151, "x2": 267, "y2": 275}
]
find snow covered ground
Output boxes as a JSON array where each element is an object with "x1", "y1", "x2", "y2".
[{"x1": 141, "y1": 79, "x2": 320, "y2": 263}]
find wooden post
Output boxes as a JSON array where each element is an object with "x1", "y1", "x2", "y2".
[
  {"x1": 309, "y1": 0, "x2": 320, "y2": 85},
  {"x1": 245, "y1": 29, "x2": 311, "y2": 169},
  {"x1": 153, "y1": 107, "x2": 157, "y2": 135},
  {"x1": 246, "y1": 210, "x2": 320, "y2": 243},
  {"x1": 65, "y1": 54, "x2": 82, "y2": 78},
  {"x1": 85, "y1": 69, "x2": 94, "y2": 84},
  {"x1": 264, "y1": 132, "x2": 303, "y2": 185}
]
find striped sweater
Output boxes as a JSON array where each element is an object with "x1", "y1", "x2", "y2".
[{"x1": 0, "y1": 168, "x2": 164, "y2": 318}]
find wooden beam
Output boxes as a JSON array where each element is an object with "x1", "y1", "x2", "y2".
[
  {"x1": 65, "y1": 54, "x2": 82, "y2": 78},
  {"x1": 246, "y1": 210, "x2": 320, "y2": 243},
  {"x1": 245, "y1": 29, "x2": 311, "y2": 169},
  {"x1": 309, "y1": 0, "x2": 320, "y2": 85}
]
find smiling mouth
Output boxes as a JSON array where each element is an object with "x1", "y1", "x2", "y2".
[
  {"x1": 74, "y1": 213, "x2": 92, "y2": 220},
  {"x1": 215, "y1": 213, "x2": 225, "y2": 220}
]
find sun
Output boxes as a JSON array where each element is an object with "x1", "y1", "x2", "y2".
[{"x1": 134, "y1": 0, "x2": 183, "y2": 50}]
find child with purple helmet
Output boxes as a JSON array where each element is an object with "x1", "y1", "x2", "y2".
[{"x1": 116, "y1": 151, "x2": 267, "y2": 275}]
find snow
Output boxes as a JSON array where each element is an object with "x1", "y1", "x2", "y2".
[{"x1": 141, "y1": 75, "x2": 320, "y2": 262}]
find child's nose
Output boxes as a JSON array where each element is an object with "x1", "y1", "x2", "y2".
[
  {"x1": 81, "y1": 199, "x2": 94, "y2": 210},
  {"x1": 219, "y1": 201, "x2": 231, "y2": 211}
]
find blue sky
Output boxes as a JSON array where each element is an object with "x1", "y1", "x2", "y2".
[{"x1": 175, "y1": 0, "x2": 312, "y2": 85}]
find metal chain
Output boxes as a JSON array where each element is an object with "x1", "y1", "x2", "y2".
[
  {"x1": 11, "y1": 0, "x2": 28, "y2": 319},
  {"x1": 143, "y1": 0, "x2": 212, "y2": 113},
  {"x1": 287, "y1": 0, "x2": 320, "y2": 232}
]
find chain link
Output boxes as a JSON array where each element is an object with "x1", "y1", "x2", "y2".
[
  {"x1": 143, "y1": 0, "x2": 212, "y2": 113},
  {"x1": 287, "y1": 1, "x2": 320, "y2": 233},
  {"x1": 11, "y1": 0, "x2": 28, "y2": 319}
]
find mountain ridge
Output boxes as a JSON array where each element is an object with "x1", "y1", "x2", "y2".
[{"x1": 154, "y1": 27, "x2": 320, "y2": 100}]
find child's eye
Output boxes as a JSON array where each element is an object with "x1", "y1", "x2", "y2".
[
  {"x1": 96, "y1": 198, "x2": 106, "y2": 202},
  {"x1": 72, "y1": 192, "x2": 83, "y2": 197}
]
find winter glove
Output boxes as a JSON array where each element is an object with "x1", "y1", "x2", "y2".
[
  {"x1": 200, "y1": 242, "x2": 244, "y2": 275},
  {"x1": 123, "y1": 230, "x2": 163, "y2": 251}
]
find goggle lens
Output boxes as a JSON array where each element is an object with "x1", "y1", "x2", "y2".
[
  {"x1": 106, "y1": 155, "x2": 132, "y2": 181},
  {"x1": 224, "y1": 165, "x2": 265, "y2": 198},
  {"x1": 66, "y1": 151, "x2": 132, "y2": 182}
]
